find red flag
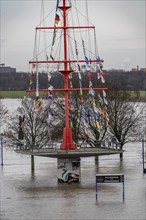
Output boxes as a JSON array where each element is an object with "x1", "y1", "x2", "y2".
[{"x1": 55, "y1": 14, "x2": 60, "y2": 24}]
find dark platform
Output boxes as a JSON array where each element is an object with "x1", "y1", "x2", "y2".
[{"x1": 15, "y1": 146, "x2": 123, "y2": 158}]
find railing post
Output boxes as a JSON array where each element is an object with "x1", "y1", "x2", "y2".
[
  {"x1": 142, "y1": 138, "x2": 146, "y2": 174},
  {"x1": 0, "y1": 134, "x2": 4, "y2": 166}
]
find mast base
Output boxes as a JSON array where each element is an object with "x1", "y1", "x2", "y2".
[{"x1": 60, "y1": 128, "x2": 75, "y2": 150}]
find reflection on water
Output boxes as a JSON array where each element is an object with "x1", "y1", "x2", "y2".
[{"x1": 0, "y1": 142, "x2": 146, "y2": 220}]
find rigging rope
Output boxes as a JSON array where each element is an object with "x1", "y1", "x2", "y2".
[
  {"x1": 28, "y1": 0, "x2": 110, "y2": 137},
  {"x1": 73, "y1": 0, "x2": 109, "y2": 131},
  {"x1": 85, "y1": 0, "x2": 91, "y2": 58}
]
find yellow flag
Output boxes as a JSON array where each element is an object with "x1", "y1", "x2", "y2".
[
  {"x1": 36, "y1": 100, "x2": 41, "y2": 109},
  {"x1": 106, "y1": 121, "x2": 110, "y2": 127},
  {"x1": 30, "y1": 79, "x2": 33, "y2": 85},
  {"x1": 96, "y1": 120, "x2": 100, "y2": 129}
]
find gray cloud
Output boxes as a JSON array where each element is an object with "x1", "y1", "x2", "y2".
[{"x1": 1, "y1": 0, "x2": 145, "y2": 71}]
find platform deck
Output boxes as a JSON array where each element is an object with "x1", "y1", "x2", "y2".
[{"x1": 15, "y1": 147, "x2": 123, "y2": 158}]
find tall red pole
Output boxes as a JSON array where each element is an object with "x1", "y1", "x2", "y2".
[
  {"x1": 63, "y1": 0, "x2": 69, "y2": 129},
  {"x1": 59, "y1": 0, "x2": 75, "y2": 150}
]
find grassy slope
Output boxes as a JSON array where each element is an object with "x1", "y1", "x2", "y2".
[
  {"x1": 0, "y1": 91, "x2": 27, "y2": 98},
  {"x1": 140, "y1": 91, "x2": 146, "y2": 97},
  {"x1": 0, "y1": 90, "x2": 145, "y2": 98}
]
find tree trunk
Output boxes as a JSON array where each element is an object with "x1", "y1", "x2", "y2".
[
  {"x1": 120, "y1": 144, "x2": 123, "y2": 159},
  {"x1": 95, "y1": 156, "x2": 99, "y2": 162},
  {"x1": 31, "y1": 155, "x2": 35, "y2": 172},
  {"x1": 120, "y1": 152, "x2": 123, "y2": 159}
]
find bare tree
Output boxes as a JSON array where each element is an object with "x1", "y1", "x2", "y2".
[
  {"x1": 4, "y1": 97, "x2": 62, "y2": 149},
  {"x1": 65, "y1": 91, "x2": 107, "y2": 147},
  {"x1": 107, "y1": 89, "x2": 145, "y2": 157},
  {"x1": 4, "y1": 88, "x2": 144, "y2": 154},
  {"x1": 47, "y1": 92, "x2": 83, "y2": 145},
  {"x1": 68, "y1": 72, "x2": 145, "y2": 149},
  {"x1": 48, "y1": 91, "x2": 107, "y2": 147},
  {"x1": 48, "y1": 97, "x2": 65, "y2": 141},
  {"x1": 0, "y1": 99, "x2": 8, "y2": 134},
  {"x1": 78, "y1": 105, "x2": 107, "y2": 146}
]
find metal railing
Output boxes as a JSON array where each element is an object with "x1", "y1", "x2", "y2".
[{"x1": 15, "y1": 140, "x2": 122, "y2": 153}]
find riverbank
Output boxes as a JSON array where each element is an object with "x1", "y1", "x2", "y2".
[
  {"x1": 0, "y1": 91, "x2": 26, "y2": 98},
  {"x1": 0, "y1": 90, "x2": 145, "y2": 100}
]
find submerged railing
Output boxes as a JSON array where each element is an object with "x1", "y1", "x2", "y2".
[{"x1": 14, "y1": 140, "x2": 122, "y2": 153}]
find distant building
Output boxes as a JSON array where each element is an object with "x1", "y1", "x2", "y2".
[
  {"x1": 131, "y1": 68, "x2": 137, "y2": 72},
  {"x1": 131, "y1": 66, "x2": 146, "y2": 72},
  {"x1": 140, "y1": 68, "x2": 146, "y2": 72},
  {"x1": 0, "y1": 64, "x2": 16, "y2": 74},
  {"x1": 108, "y1": 68, "x2": 125, "y2": 72}
]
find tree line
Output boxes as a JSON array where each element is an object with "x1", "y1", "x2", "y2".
[
  {"x1": 0, "y1": 69, "x2": 145, "y2": 91},
  {"x1": 2, "y1": 89, "x2": 145, "y2": 159}
]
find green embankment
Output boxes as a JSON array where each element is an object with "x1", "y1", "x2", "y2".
[
  {"x1": 0, "y1": 91, "x2": 27, "y2": 98},
  {"x1": 140, "y1": 91, "x2": 146, "y2": 97},
  {"x1": 0, "y1": 90, "x2": 145, "y2": 99}
]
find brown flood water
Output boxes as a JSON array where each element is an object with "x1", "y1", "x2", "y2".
[{"x1": 0, "y1": 142, "x2": 146, "y2": 220}]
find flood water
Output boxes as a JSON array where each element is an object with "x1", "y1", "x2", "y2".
[{"x1": 0, "y1": 99, "x2": 146, "y2": 220}]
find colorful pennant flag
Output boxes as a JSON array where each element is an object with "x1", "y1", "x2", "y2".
[
  {"x1": 48, "y1": 73, "x2": 51, "y2": 81},
  {"x1": 89, "y1": 89, "x2": 95, "y2": 96},
  {"x1": 94, "y1": 106, "x2": 98, "y2": 113},
  {"x1": 50, "y1": 53, "x2": 54, "y2": 61},
  {"x1": 94, "y1": 112, "x2": 99, "y2": 120},
  {"x1": 75, "y1": 40, "x2": 78, "y2": 56},
  {"x1": 29, "y1": 79, "x2": 33, "y2": 85},
  {"x1": 101, "y1": 75, "x2": 105, "y2": 83},
  {"x1": 36, "y1": 99, "x2": 41, "y2": 109},
  {"x1": 100, "y1": 69, "x2": 104, "y2": 77},
  {"x1": 96, "y1": 120, "x2": 100, "y2": 129},
  {"x1": 32, "y1": 63, "x2": 36, "y2": 68},
  {"x1": 89, "y1": 80, "x2": 93, "y2": 88},
  {"x1": 70, "y1": 120, "x2": 73, "y2": 128},
  {"x1": 55, "y1": 13, "x2": 60, "y2": 25},
  {"x1": 92, "y1": 98, "x2": 96, "y2": 106},
  {"x1": 104, "y1": 98, "x2": 108, "y2": 105},
  {"x1": 48, "y1": 108, "x2": 53, "y2": 121},
  {"x1": 97, "y1": 56, "x2": 101, "y2": 63},
  {"x1": 100, "y1": 63, "x2": 103, "y2": 69},
  {"x1": 48, "y1": 91, "x2": 53, "y2": 99},
  {"x1": 82, "y1": 39, "x2": 88, "y2": 64},
  {"x1": 85, "y1": 56, "x2": 89, "y2": 64},
  {"x1": 100, "y1": 108, "x2": 104, "y2": 115},
  {"x1": 88, "y1": 72, "x2": 92, "y2": 79},
  {"x1": 102, "y1": 90, "x2": 106, "y2": 97},
  {"x1": 31, "y1": 71, "x2": 35, "y2": 77},
  {"x1": 78, "y1": 64, "x2": 81, "y2": 71},
  {"x1": 105, "y1": 112, "x2": 109, "y2": 121},
  {"x1": 81, "y1": 96, "x2": 84, "y2": 103},
  {"x1": 70, "y1": 81, "x2": 73, "y2": 88},
  {"x1": 106, "y1": 121, "x2": 110, "y2": 127},
  {"x1": 78, "y1": 72, "x2": 82, "y2": 80}
]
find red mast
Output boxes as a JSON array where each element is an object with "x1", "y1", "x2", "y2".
[
  {"x1": 58, "y1": 0, "x2": 75, "y2": 150},
  {"x1": 28, "y1": 0, "x2": 105, "y2": 150}
]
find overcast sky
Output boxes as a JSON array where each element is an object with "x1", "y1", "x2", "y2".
[{"x1": 1, "y1": 0, "x2": 145, "y2": 71}]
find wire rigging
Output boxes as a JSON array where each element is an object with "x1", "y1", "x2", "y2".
[
  {"x1": 27, "y1": 0, "x2": 110, "y2": 137},
  {"x1": 85, "y1": 0, "x2": 91, "y2": 58}
]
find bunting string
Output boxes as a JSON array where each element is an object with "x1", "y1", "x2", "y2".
[{"x1": 50, "y1": 0, "x2": 61, "y2": 61}]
